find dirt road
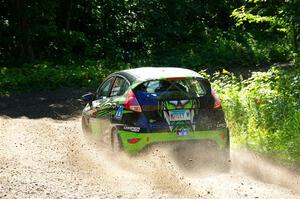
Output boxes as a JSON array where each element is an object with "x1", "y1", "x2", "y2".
[{"x1": 0, "y1": 88, "x2": 299, "y2": 198}]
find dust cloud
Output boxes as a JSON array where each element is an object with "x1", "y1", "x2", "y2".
[{"x1": 0, "y1": 117, "x2": 299, "y2": 198}]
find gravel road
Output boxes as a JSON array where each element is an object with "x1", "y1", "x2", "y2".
[{"x1": 0, "y1": 88, "x2": 299, "y2": 199}]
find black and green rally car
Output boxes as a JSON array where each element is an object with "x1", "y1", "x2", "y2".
[{"x1": 81, "y1": 67, "x2": 229, "y2": 162}]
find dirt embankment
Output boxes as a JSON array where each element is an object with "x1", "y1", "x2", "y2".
[{"x1": 0, "y1": 88, "x2": 299, "y2": 198}]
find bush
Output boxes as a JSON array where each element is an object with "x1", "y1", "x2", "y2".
[
  {"x1": 150, "y1": 31, "x2": 292, "y2": 68},
  {"x1": 0, "y1": 61, "x2": 110, "y2": 95},
  {"x1": 211, "y1": 65, "x2": 300, "y2": 164}
]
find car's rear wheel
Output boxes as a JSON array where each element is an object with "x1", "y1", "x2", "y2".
[{"x1": 111, "y1": 127, "x2": 122, "y2": 152}]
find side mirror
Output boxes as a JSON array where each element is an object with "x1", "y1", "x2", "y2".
[{"x1": 81, "y1": 93, "x2": 95, "y2": 106}]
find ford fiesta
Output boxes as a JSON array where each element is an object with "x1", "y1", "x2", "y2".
[{"x1": 81, "y1": 67, "x2": 229, "y2": 162}]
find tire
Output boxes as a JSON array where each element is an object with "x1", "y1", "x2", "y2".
[{"x1": 111, "y1": 127, "x2": 122, "y2": 152}]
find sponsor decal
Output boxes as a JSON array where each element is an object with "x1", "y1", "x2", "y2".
[
  {"x1": 123, "y1": 126, "x2": 140, "y2": 132},
  {"x1": 114, "y1": 106, "x2": 124, "y2": 120},
  {"x1": 176, "y1": 128, "x2": 189, "y2": 136}
]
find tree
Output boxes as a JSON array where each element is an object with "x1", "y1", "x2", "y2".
[{"x1": 231, "y1": 0, "x2": 300, "y2": 63}]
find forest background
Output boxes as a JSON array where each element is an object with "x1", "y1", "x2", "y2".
[{"x1": 1, "y1": 0, "x2": 299, "y2": 164}]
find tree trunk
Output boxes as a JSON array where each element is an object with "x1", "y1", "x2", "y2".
[
  {"x1": 57, "y1": 0, "x2": 73, "y2": 31},
  {"x1": 65, "y1": 0, "x2": 73, "y2": 31},
  {"x1": 14, "y1": 0, "x2": 34, "y2": 62}
]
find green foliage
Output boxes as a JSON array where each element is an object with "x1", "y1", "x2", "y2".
[
  {"x1": 232, "y1": 5, "x2": 278, "y2": 28},
  {"x1": 212, "y1": 65, "x2": 300, "y2": 164},
  {"x1": 231, "y1": 0, "x2": 300, "y2": 63},
  {"x1": 150, "y1": 31, "x2": 292, "y2": 67},
  {"x1": 0, "y1": 61, "x2": 110, "y2": 95},
  {"x1": 1, "y1": 0, "x2": 295, "y2": 67}
]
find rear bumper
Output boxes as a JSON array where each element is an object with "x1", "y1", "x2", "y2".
[{"x1": 118, "y1": 128, "x2": 229, "y2": 155}]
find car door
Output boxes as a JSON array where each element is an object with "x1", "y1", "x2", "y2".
[
  {"x1": 82, "y1": 75, "x2": 129, "y2": 144},
  {"x1": 82, "y1": 76, "x2": 115, "y2": 143}
]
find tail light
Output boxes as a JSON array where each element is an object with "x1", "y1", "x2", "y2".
[
  {"x1": 128, "y1": 138, "x2": 141, "y2": 143},
  {"x1": 212, "y1": 89, "x2": 222, "y2": 110},
  {"x1": 124, "y1": 89, "x2": 142, "y2": 112}
]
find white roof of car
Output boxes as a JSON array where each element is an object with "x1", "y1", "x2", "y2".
[{"x1": 122, "y1": 67, "x2": 202, "y2": 81}]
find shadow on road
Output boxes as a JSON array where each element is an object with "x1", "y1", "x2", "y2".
[{"x1": 0, "y1": 87, "x2": 95, "y2": 120}]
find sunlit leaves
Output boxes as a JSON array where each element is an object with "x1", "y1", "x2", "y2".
[
  {"x1": 232, "y1": 6, "x2": 276, "y2": 26},
  {"x1": 231, "y1": 0, "x2": 299, "y2": 62},
  {"x1": 211, "y1": 66, "x2": 300, "y2": 164}
]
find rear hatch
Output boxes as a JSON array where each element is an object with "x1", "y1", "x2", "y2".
[{"x1": 133, "y1": 77, "x2": 226, "y2": 133}]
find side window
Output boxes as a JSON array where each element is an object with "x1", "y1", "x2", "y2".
[
  {"x1": 145, "y1": 81, "x2": 160, "y2": 92},
  {"x1": 110, "y1": 77, "x2": 129, "y2": 97},
  {"x1": 97, "y1": 77, "x2": 115, "y2": 98}
]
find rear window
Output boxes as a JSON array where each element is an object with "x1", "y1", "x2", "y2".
[{"x1": 135, "y1": 78, "x2": 208, "y2": 99}]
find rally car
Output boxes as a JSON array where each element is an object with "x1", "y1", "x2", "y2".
[{"x1": 81, "y1": 67, "x2": 229, "y2": 161}]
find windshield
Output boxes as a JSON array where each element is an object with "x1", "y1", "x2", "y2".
[{"x1": 135, "y1": 78, "x2": 208, "y2": 100}]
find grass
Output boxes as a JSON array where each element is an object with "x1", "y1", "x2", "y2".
[
  {"x1": 211, "y1": 65, "x2": 300, "y2": 164},
  {"x1": 0, "y1": 62, "x2": 111, "y2": 96}
]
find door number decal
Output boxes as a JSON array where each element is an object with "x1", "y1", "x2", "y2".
[{"x1": 114, "y1": 105, "x2": 124, "y2": 120}]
